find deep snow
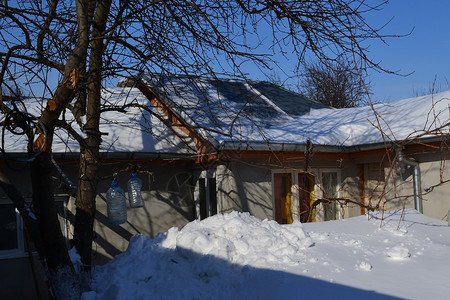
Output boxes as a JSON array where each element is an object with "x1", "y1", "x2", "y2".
[{"x1": 83, "y1": 209, "x2": 450, "y2": 300}]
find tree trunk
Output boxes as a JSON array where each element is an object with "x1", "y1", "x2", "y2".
[
  {"x1": 30, "y1": 153, "x2": 81, "y2": 299},
  {"x1": 73, "y1": 151, "x2": 98, "y2": 271},
  {"x1": 73, "y1": 0, "x2": 112, "y2": 272}
]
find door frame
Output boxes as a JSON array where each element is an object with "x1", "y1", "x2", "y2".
[{"x1": 272, "y1": 168, "x2": 342, "y2": 223}]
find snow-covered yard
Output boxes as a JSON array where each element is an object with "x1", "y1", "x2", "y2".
[{"x1": 82, "y1": 209, "x2": 450, "y2": 299}]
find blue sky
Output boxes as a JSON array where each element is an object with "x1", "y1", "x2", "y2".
[
  {"x1": 364, "y1": 1, "x2": 450, "y2": 102},
  {"x1": 8, "y1": 1, "x2": 449, "y2": 104},
  {"x1": 245, "y1": 1, "x2": 450, "y2": 103}
]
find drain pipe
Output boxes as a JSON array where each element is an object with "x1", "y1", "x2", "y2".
[{"x1": 397, "y1": 151, "x2": 423, "y2": 213}]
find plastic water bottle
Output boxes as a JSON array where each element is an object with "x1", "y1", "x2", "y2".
[
  {"x1": 106, "y1": 181, "x2": 127, "y2": 224},
  {"x1": 127, "y1": 172, "x2": 144, "y2": 208}
]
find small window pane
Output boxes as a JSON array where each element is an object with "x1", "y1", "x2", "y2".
[
  {"x1": 322, "y1": 172, "x2": 338, "y2": 196},
  {"x1": 208, "y1": 178, "x2": 217, "y2": 216},
  {"x1": 198, "y1": 178, "x2": 207, "y2": 220},
  {"x1": 322, "y1": 172, "x2": 338, "y2": 221},
  {"x1": 298, "y1": 172, "x2": 315, "y2": 223},
  {"x1": 0, "y1": 204, "x2": 18, "y2": 250}
]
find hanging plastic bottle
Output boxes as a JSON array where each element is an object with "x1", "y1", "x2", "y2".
[
  {"x1": 106, "y1": 181, "x2": 127, "y2": 224},
  {"x1": 127, "y1": 172, "x2": 144, "y2": 208}
]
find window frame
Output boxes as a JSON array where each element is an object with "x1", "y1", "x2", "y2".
[
  {"x1": 315, "y1": 168, "x2": 343, "y2": 221},
  {"x1": 0, "y1": 197, "x2": 70, "y2": 259},
  {"x1": 271, "y1": 168, "x2": 342, "y2": 223},
  {"x1": 194, "y1": 169, "x2": 217, "y2": 220},
  {"x1": 0, "y1": 200, "x2": 24, "y2": 259}
]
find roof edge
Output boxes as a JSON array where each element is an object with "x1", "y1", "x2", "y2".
[
  {"x1": 218, "y1": 135, "x2": 449, "y2": 153},
  {"x1": 3, "y1": 152, "x2": 197, "y2": 161}
]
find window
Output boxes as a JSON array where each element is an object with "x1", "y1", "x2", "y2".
[
  {"x1": 0, "y1": 198, "x2": 69, "y2": 259},
  {"x1": 272, "y1": 169, "x2": 341, "y2": 224},
  {"x1": 321, "y1": 171, "x2": 339, "y2": 221},
  {"x1": 198, "y1": 178, "x2": 207, "y2": 219},
  {"x1": 297, "y1": 172, "x2": 315, "y2": 223},
  {"x1": 208, "y1": 178, "x2": 217, "y2": 216},
  {"x1": 195, "y1": 170, "x2": 217, "y2": 220},
  {"x1": 0, "y1": 203, "x2": 23, "y2": 258},
  {"x1": 272, "y1": 171, "x2": 314, "y2": 224}
]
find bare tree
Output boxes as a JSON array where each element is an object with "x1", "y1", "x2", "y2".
[
  {"x1": 300, "y1": 58, "x2": 369, "y2": 108},
  {"x1": 0, "y1": 1, "x2": 397, "y2": 298}
]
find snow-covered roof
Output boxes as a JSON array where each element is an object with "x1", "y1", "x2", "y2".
[
  {"x1": 2, "y1": 87, "x2": 197, "y2": 157},
  {"x1": 278, "y1": 91, "x2": 450, "y2": 147},
  {"x1": 3, "y1": 77, "x2": 448, "y2": 157},
  {"x1": 142, "y1": 75, "x2": 450, "y2": 149},
  {"x1": 140, "y1": 74, "x2": 329, "y2": 146}
]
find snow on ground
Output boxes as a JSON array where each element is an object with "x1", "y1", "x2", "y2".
[{"x1": 83, "y1": 209, "x2": 450, "y2": 300}]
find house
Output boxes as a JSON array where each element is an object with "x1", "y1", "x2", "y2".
[
  {"x1": 120, "y1": 74, "x2": 449, "y2": 224},
  {"x1": 0, "y1": 74, "x2": 449, "y2": 298}
]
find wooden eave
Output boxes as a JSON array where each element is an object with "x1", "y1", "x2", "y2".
[{"x1": 119, "y1": 78, "x2": 218, "y2": 163}]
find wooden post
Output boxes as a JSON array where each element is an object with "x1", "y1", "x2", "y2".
[{"x1": 359, "y1": 164, "x2": 365, "y2": 215}]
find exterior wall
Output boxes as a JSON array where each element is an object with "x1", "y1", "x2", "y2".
[
  {"x1": 346, "y1": 146, "x2": 449, "y2": 221},
  {"x1": 383, "y1": 163, "x2": 416, "y2": 211},
  {"x1": 415, "y1": 152, "x2": 450, "y2": 220},
  {"x1": 0, "y1": 257, "x2": 49, "y2": 300},
  {"x1": 0, "y1": 159, "x2": 195, "y2": 288},
  {"x1": 216, "y1": 147, "x2": 450, "y2": 224},
  {"x1": 351, "y1": 152, "x2": 417, "y2": 214},
  {"x1": 79, "y1": 160, "x2": 197, "y2": 265},
  {"x1": 216, "y1": 156, "x2": 363, "y2": 222},
  {"x1": 90, "y1": 189, "x2": 194, "y2": 264},
  {"x1": 216, "y1": 161, "x2": 273, "y2": 221}
]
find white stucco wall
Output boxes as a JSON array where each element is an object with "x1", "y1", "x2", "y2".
[{"x1": 216, "y1": 162, "x2": 274, "y2": 221}]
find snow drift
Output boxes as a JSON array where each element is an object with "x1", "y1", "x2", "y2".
[{"x1": 85, "y1": 209, "x2": 450, "y2": 300}]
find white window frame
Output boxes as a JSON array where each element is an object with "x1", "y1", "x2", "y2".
[
  {"x1": 0, "y1": 197, "x2": 70, "y2": 259},
  {"x1": 314, "y1": 168, "x2": 343, "y2": 222},
  {"x1": 0, "y1": 201, "x2": 24, "y2": 259}
]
